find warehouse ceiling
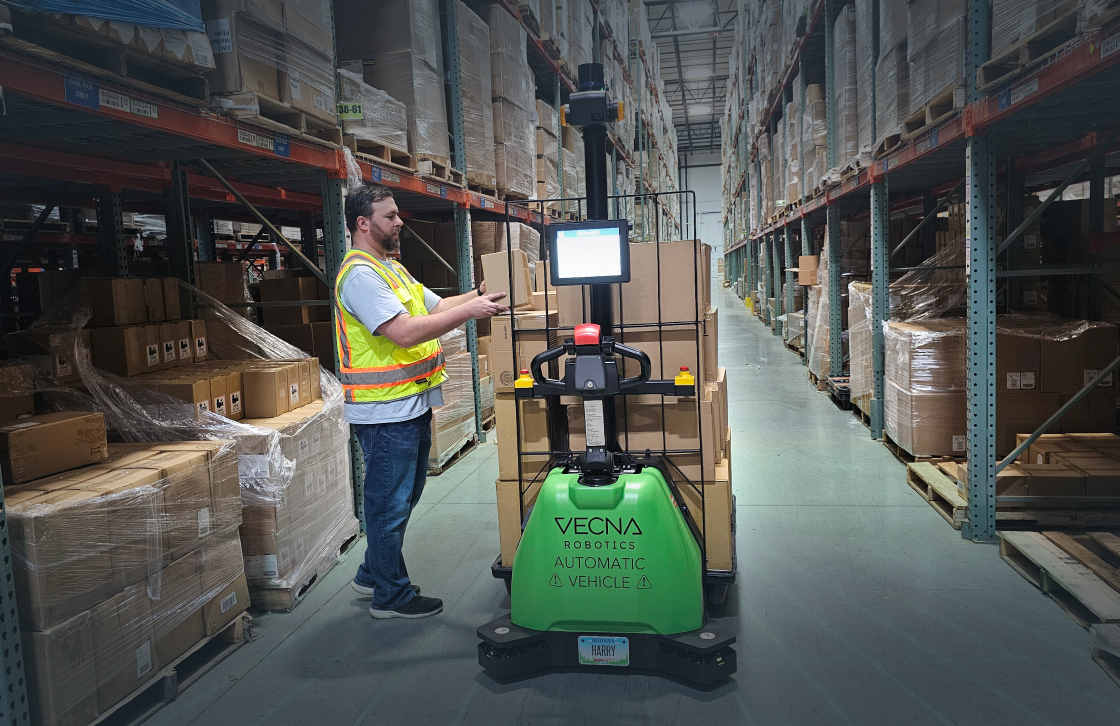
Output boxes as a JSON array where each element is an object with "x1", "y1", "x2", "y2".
[{"x1": 644, "y1": 0, "x2": 738, "y2": 155}]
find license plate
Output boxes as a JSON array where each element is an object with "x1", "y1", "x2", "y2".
[{"x1": 577, "y1": 636, "x2": 629, "y2": 666}]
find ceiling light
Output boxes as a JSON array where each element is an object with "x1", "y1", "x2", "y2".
[
  {"x1": 684, "y1": 67, "x2": 714, "y2": 80},
  {"x1": 676, "y1": 2, "x2": 712, "y2": 30},
  {"x1": 688, "y1": 104, "x2": 712, "y2": 116}
]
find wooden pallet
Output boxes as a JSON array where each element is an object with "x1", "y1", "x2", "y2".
[
  {"x1": 807, "y1": 370, "x2": 826, "y2": 391},
  {"x1": 977, "y1": 1, "x2": 1081, "y2": 92},
  {"x1": 826, "y1": 375, "x2": 851, "y2": 410},
  {"x1": 902, "y1": 84, "x2": 966, "y2": 140},
  {"x1": 248, "y1": 521, "x2": 361, "y2": 612},
  {"x1": 999, "y1": 531, "x2": 1120, "y2": 628},
  {"x1": 874, "y1": 132, "x2": 903, "y2": 159},
  {"x1": 784, "y1": 341, "x2": 804, "y2": 356},
  {"x1": 218, "y1": 92, "x2": 343, "y2": 148},
  {"x1": 467, "y1": 173, "x2": 499, "y2": 198},
  {"x1": 882, "y1": 431, "x2": 964, "y2": 466},
  {"x1": 1080, "y1": 0, "x2": 1120, "y2": 31},
  {"x1": 481, "y1": 414, "x2": 496, "y2": 433},
  {"x1": 417, "y1": 157, "x2": 466, "y2": 186},
  {"x1": 907, "y1": 463, "x2": 969, "y2": 530},
  {"x1": 428, "y1": 435, "x2": 478, "y2": 475},
  {"x1": 516, "y1": 3, "x2": 541, "y2": 35},
  {"x1": 89, "y1": 613, "x2": 250, "y2": 726},
  {"x1": 852, "y1": 393, "x2": 872, "y2": 427},
  {"x1": 346, "y1": 137, "x2": 416, "y2": 171}
]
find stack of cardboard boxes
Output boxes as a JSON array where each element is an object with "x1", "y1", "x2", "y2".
[
  {"x1": 334, "y1": 0, "x2": 450, "y2": 160},
  {"x1": 259, "y1": 274, "x2": 335, "y2": 360},
  {"x1": 489, "y1": 241, "x2": 734, "y2": 573},
  {"x1": 9, "y1": 435, "x2": 247, "y2": 726},
  {"x1": 884, "y1": 318, "x2": 1118, "y2": 458},
  {"x1": 487, "y1": 3, "x2": 536, "y2": 198},
  {"x1": 456, "y1": 1, "x2": 498, "y2": 187},
  {"x1": 203, "y1": 0, "x2": 337, "y2": 127},
  {"x1": 237, "y1": 398, "x2": 359, "y2": 603},
  {"x1": 536, "y1": 100, "x2": 561, "y2": 208},
  {"x1": 428, "y1": 327, "x2": 480, "y2": 470}
]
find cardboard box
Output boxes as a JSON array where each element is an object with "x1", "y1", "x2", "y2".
[
  {"x1": 157, "y1": 379, "x2": 212, "y2": 417},
  {"x1": 797, "y1": 255, "x2": 820, "y2": 285},
  {"x1": 139, "y1": 450, "x2": 212, "y2": 558},
  {"x1": 163, "y1": 277, "x2": 182, "y2": 320},
  {"x1": 702, "y1": 307, "x2": 718, "y2": 384},
  {"x1": 297, "y1": 360, "x2": 312, "y2": 406},
  {"x1": 210, "y1": 371, "x2": 229, "y2": 418},
  {"x1": 243, "y1": 366, "x2": 290, "y2": 417},
  {"x1": 490, "y1": 312, "x2": 557, "y2": 392},
  {"x1": 190, "y1": 319, "x2": 209, "y2": 361},
  {"x1": 997, "y1": 330, "x2": 1041, "y2": 393},
  {"x1": 265, "y1": 321, "x2": 334, "y2": 358},
  {"x1": 92, "y1": 325, "x2": 162, "y2": 377},
  {"x1": 159, "y1": 322, "x2": 182, "y2": 368},
  {"x1": 144, "y1": 278, "x2": 166, "y2": 322},
  {"x1": 482, "y1": 249, "x2": 533, "y2": 309},
  {"x1": 615, "y1": 325, "x2": 704, "y2": 402},
  {"x1": 277, "y1": 36, "x2": 336, "y2": 124},
  {"x1": 0, "y1": 394, "x2": 35, "y2": 422},
  {"x1": 496, "y1": 393, "x2": 551, "y2": 481},
  {"x1": 1058, "y1": 392, "x2": 1116, "y2": 434},
  {"x1": 1040, "y1": 324, "x2": 1119, "y2": 394},
  {"x1": 200, "y1": 534, "x2": 248, "y2": 635},
  {"x1": 91, "y1": 581, "x2": 156, "y2": 712},
  {"x1": 885, "y1": 320, "x2": 966, "y2": 392},
  {"x1": 225, "y1": 371, "x2": 245, "y2": 419},
  {"x1": 11, "y1": 488, "x2": 113, "y2": 630},
  {"x1": 82, "y1": 278, "x2": 146, "y2": 327},
  {"x1": 1050, "y1": 452, "x2": 1120, "y2": 495},
  {"x1": 259, "y1": 276, "x2": 329, "y2": 325},
  {"x1": 151, "y1": 551, "x2": 204, "y2": 668},
  {"x1": 997, "y1": 393, "x2": 1063, "y2": 457},
  {"x1": 83, "y1": 468, "x2": 162, "y2": 589},
  {"x1": 884, "y1": 382, "x2": 966, "y2": 457},
  {"x1": 0, "y1": 412, "x2": 108, "y2": 484},
  {"x1": 496, "y1": 478, "x2": 543, "y2": 567},
  {"x1": 24, "y1": 611, "x2": 99, "y2": 726},
  {"x1": 203, "y1": 7, "x2": 282, "y2": 98},
  {"x1": 677, "y1": 452, "x2": 733, "y2": 571}
]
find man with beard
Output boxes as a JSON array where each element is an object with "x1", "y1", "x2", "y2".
[{"x1": 337, "y1": 183, "x2": 508, "y2": 618}]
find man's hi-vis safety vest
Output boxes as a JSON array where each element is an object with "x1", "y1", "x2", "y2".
[{"x1": 334, "y1": 249, "x2": 447, "y2": 403}]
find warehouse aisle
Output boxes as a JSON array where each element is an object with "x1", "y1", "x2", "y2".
[{"x1": 149, "y1": 288, "x2": 1120, "y2": 726}]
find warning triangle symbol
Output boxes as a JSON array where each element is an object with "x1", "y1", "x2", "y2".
[
  {"x1": 549, "y1": 574, "x2": 563, "y2": 588},
  {"x1": 637, "y1": 576, "x2": 653, "y2": 590}
]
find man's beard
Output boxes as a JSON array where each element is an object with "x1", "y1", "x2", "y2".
[{"x1": 376, "y1": 230, "x2": 400, "y2": 253}]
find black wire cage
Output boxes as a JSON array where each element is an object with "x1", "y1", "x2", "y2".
[{"x1": 489, "y1": 189, "x2": 736, "y2": 606}]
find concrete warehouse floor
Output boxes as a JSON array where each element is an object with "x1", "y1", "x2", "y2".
[{"x1": 149, "y1": 287, "x2": 1120, "y2": 725}]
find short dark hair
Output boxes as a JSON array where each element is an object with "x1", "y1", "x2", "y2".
[{"x1": 345, "y1": 183, "x2": 394, "y2": 233}]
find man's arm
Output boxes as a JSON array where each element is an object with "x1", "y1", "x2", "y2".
[
  {"x1": 378, "y1": 293, "x2": 508, "y2": 348},
  {"x1": 430, "y1": 281, "x2": 491, "y2": 314}
]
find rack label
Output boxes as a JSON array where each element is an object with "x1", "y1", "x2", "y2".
[
  {"x1": 238, "y1": 129, "x2": 274, "y2": 151},
  {"x1": 426, "y1": 183, "x2": 440, "y2": 195},
  {"x1": 64, "y1": 74, "x2": 99, "y2": 110},
  {"x1": 1103, "y1": 32, "x2": 1120, "y2": 59},
  {"x1": 1010, "y1": 78, "x2": 1039, "y2": 106},
  {"x1": 337, "y1": 102, "x2": 363, "y2": 119},
  {"x1": 99, "y1": 89, "x2": 129, "y2": 113},
  {"x1": 130, "y1": 98, "x2": 158, "y2": 119}
]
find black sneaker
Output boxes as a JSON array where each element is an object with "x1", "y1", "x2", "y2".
[
  {"x1": 352, "y1": 581, "x2": 420, "y2": 597},
  {"x1": 369, "y1": 595, "x2": 443, "y2": 619}
]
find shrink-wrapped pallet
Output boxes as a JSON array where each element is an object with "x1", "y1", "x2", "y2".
[
  {"x1": 458, "y1": 1, "x2": 497, "y2": 185},
  {"x1": 336, "y1": 69, "x2": 408, "y2": 151},
  {"x1": 906, "y1": 0, "x2": 965, "y2": 116},
  {"x1": 833, "y1": 4, "x2": 859, "y2": 166},
  {"x1": 335, "y1": 0, "x2": 449, "y2": 159}
]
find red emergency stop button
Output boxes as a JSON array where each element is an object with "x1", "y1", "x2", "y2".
[{"x1": 574, "y1": 323, "x2": 601, "y2": 346}]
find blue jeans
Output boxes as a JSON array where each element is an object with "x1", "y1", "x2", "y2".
[{"x1": 352, "y1": 409, "x2": 432, "y2": 610}]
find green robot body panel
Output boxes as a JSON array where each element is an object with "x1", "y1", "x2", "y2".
[{"x1": 510, "y1": 467, "x2": 704, "y2": 635}]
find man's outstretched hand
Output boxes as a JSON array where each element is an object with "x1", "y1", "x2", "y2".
[{"x1": 465, "y1": 292, "x2": 509, "y2": 319}]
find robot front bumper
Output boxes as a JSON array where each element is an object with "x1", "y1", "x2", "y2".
[{"x1": 477, "y1": 615, "x2": 736, "y2": 685}]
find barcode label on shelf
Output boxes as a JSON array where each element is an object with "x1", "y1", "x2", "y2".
[
  {"x1": 426, "y1": 183, "x2": 440, "y2": 195},
  {"x1": 99, "y1": 89, "x2": 129, "y2": 112},
  {"x1": 221, "y1": 591, "x2": 238, "y2": 613},
  {"x1": 130, "y1": 99, "x2": 158, "y2": 119},
  {"x1": 238, "y1": 129, "x2": 274, "y2": 152},
  {"x1": 1010, "y1": 78, "x2": 1039, "y2": 105},
  {"x1": 1103, "y1": 32, "x2": 1120, "y2": 59}
]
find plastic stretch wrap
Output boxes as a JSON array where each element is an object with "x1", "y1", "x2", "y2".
[
  {"x1": 874, "y1": 42, "x2": 909, "y2": 146},
  {"x1": 458, "y1": 2, "x2": 497, "y2": 181},
  {"x1": 855, "y1": 0, "x2": 875, "y2": 154},
  {"x1": 337, "y1": 70, "x2": 408, "y2": 150},
  {"x1": 907, "y1": 0, "x2": 965, "y2": 114},
  {"x1": 494, "y1": 99, "x2": 535, "y2": 196},
  {"x1": 848, "y1": 282, "x2": 872, "y2": 401},
  {"x1": 9, "y1": 279, "x2": 357, "y2": 624},
  {"x1": 803, "y1": 85, "x2": 828, "y2": 149},
  {"x1": 471, "y1": 222, "x2": 541, "y2": 268},
  {"x1": 10, "y1": 0, "x2": 205, "y2": 30},
  {"x1": 992, "y1": 0, "x2": 1066, "y2": 57},
  {"x1": 834, "y1": 4, "x2": 859, "y2": 165},
  {"x1": 806, "y1": 236, "x2": 832, "y2": 378},
  {"x1": 1083, "y1": 0, "x2": 1120, "y2": 27},
  {"x1": 487, "y1": 4, "x2": 533, "y2": 109},
  {"x1": 430, "y1": 351, "x2": 477, "y2": 467},
  {"x1": 344, "y1": 0, "x2": 448, "y2": 158}
]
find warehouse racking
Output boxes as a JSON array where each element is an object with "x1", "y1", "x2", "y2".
[
  {"x1": 0, "y1": 2, "x2": 690, "y2": 717},
  {"x1": 721, "y1": 0, "x2": 1120, "y2": 543}
]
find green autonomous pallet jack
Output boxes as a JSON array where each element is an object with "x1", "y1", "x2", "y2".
[{"x1": 476, "y1": 63, "x2": 736, "y2": 686}]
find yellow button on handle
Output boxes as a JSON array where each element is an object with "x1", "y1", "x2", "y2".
[
  {"x1": 674, "y1": 366, "x2": 695, "y2": 386},
  {"x1": 515, "y1": 369, "x2": 535, "y2": 389}
]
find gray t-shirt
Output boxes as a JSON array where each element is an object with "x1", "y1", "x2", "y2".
[{"x1": 339, "y1": 263, "x2": 445, "y2": 424}]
